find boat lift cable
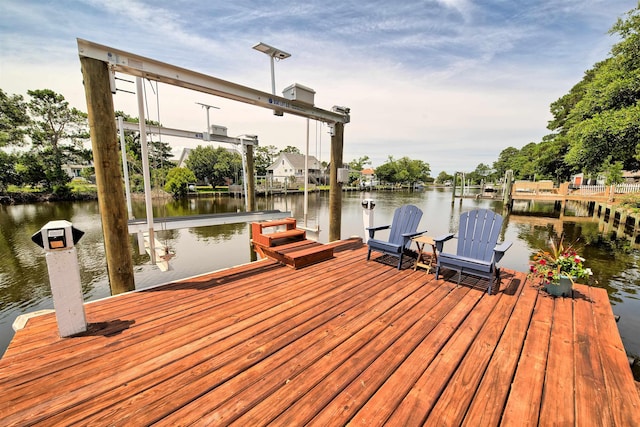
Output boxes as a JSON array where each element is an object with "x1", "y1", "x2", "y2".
[{"x1": 300, "y1": 118, "x2": 320, "y2": 233}]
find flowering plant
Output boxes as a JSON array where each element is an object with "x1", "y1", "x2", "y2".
[{"x1": 528, "y1": 236, "x2": 592, "y2": 285}]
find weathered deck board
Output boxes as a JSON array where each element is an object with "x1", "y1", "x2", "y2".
[{"x1": 1, "y1": 240, "x2": 639, "y2": 426}]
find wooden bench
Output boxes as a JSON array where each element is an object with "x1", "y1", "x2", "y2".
[{"x1": 251, "y1": 218, "x2": 306, "y2": 247}]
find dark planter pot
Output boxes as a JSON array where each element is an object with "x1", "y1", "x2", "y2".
[{"x1": 545, "y1": 275, "x2": 573, "y2": 297}]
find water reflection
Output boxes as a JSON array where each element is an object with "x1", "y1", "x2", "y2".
[{"x1": 1, "y1": 190, "x2": 638, "y2": 372}]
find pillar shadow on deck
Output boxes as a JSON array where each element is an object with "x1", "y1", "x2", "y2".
[{"x1": 76, "y1": 320, "x2": 136, "y2": 337}]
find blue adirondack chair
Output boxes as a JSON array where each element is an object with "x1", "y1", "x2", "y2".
[
  {"x1": 366, "y1": 204, "x2": 425, "y2": 269},
  {"x1": 434, "y1": 209, "x2": 512, "y2": 294}
]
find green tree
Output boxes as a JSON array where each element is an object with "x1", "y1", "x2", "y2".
[
  {"x1": 26, "y1": 89, "x2": 89, "y2": 189},
  {"x1": 467, "y1": 163, "x2": 494, "y2": 184},
  {"x1": 0, "y1": 89, "x2": 30, "y2": 147},
  {"x1": 165, "y1": 167, "x2": 197, "y2": 198},
  {"x1": 80, "y1": 166, "x2": 95, "y2": 182},
  {"x1": 115, "y1": 111, "x2": 174, "y2": 191},
  {"x1": 534, "y1": 134, "x2": 573, "y2": 182},
  {"x1": 492, "y1": 147, "x2": 520, "y2": 178},
  {"x1": 348, "y1": 155, "x2": 371, "y2": 185},
  {"x1": 0, "y1": 151, "x2": 18, "y2": 191},
  {"x1": 435, "y1": 171, "x2": 454, "y2": 184},
  {"x1": 495, "y1": 143, "x2": 538, "y2": 180},
  {"x1": 543, "y1": 5, "x2": 640, "y2": 174},
  {"x1": 254, "y1": 144, "x2": 279, "y2": 176},
  {"x1": 281, "y1": 145, "x2": 301, "y2": 154},
  {"x1": 14, "y1": 151, "x2": 47, "y2": 187},
  {"x1": 601, "y1": 156, "x2": 624, "y2": 185},
  {"x1": 185, "y1": 145, "x2": 242, "y2": 187},
  {"x1": 375, "y1": 156, "x2": 430, "y2": 186}
]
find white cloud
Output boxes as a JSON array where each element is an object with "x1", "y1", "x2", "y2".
[{"x1": 1, "y1": 0, "x2": 637, "y2": 177}]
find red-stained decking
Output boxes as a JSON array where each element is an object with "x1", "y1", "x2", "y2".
[{"x1": 1, "y1": 239, "x2": 638, "y2": 426}]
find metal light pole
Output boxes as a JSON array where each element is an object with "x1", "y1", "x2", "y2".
[
  {"x1": 196, "y1": 102, "x2": 219, "y2": 141},
  {"x1": 252, "y1": 42, "x2": 291, "y2": 116}
]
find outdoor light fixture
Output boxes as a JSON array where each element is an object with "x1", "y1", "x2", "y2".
[
  {"x1": 252, "y1": 42, "x2": 291, "y2": 60},
  {"x1": 253, "y1": 42, "x2": 291, "y2": 116},
  {"x1": 196, "y1": 102, "x2": 219, "y2": 141}
]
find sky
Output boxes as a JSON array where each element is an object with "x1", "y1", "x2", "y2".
[{"x1": 1, "y1": 0, "x2": 638, "y2": 177}]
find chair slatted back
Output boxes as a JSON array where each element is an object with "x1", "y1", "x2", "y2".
[
  {"x1": 389, "y1": 204, "x2": 423, "y2": 249},
  {"x1": 456, "y1": 209, "x2": 502, "y2": 262}
]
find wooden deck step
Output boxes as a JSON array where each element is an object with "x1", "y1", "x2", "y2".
[
  {"x1": 255, "y1": 239, "x2": 334, "y2": 269},
  {"x1": 251, "y1": 218, "x2": 306, "y2": 247}
]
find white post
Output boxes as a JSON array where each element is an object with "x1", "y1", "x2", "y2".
[
  {"x1": 136, "y1": 77, "x2": 155, "y2": 264},
  {"x1": 205, "y1": 107, "x2": 211, "y2": 141},
  {"x1": 118, "y1": 116, "x2": 134, "y2": 219},
  {"x1": 240, "y1": 138, "x2": 249, "y2": 211},
  {"x1": 304, "y1": 118, "x2": 310, "y2": 228},
  {"x1": 270, "y1": 56, "x2": 276, "y2": 95},
  {"x1": 362, "y1": 199, "x2": 375, "y2": 243},
  {"x1": 33, "y1": 220, "x2": 87, "y2": 337}
]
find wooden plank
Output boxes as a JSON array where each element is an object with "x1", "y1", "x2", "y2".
[
  {"x1": 587, "y1": 284, "x2": 640, "y2": 425},
  {"x1": 2, "y1": 249, "x2": 368, "y2": 422},
  {"x1": 256, "y1": 239, "x2": 334, "y2": 269},
  {"x1": 2, "y1": 258, "x2": 284, "y2": 357},
  {"x1": 255, "y1": 218, "x2": 296, "y2": 228},
  {"x1": 2, "y1": 254, "x2": 364, "y2": 422},
  {"x1": 500, "y1": 287, "x2": 552, "y2": 426},
  {"x1": 539, "y1": 291, "x2": 575, "y2": 425},
  {"x1": 286, "y1": 243, "x2": 334, "y2": 268},
  {"x1": 462, "y1": 274, "x2": 539, "y2": 426},
  {"x1": 102, "y1": 265, "x2": 428, "y2": 424},
  {"x1": 194, "y1": 274, "x2": 455, "y2": 425},
  {"x1": 573, "y1": 285, "x2": 614, "y2": 426},
  {"x1": 0, "y1": 259, "x2": 298, "y2": 378},
  {"x1": 354, "y1": 277, "x2": 516, "y2": 426},
  {"x1": 39, "y1": 248, "x2": 398, "y2": 424},
  {"x1": 304, "y1": 285, "x2": 482, "y2": 426},
  {"x1": 422, "y1": 275, "x2": 526, "y2": 426}
]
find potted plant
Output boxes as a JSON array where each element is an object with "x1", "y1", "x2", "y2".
[{"x1": 528, "y1": 236, "x2": 592, "y2": 297}]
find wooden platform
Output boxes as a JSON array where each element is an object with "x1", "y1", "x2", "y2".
[
  {"x1": 251, "y1": 218, "x2": 305, "y2": 248},
  {"x1": 251, "y1": 218, "x2": 333, "y2": 268},
  {"x1": 254, "y1": 239, "x2": 334, "y2": 269},
  {"x1": 1, "y1": 240, "x2": 639, "y2": 426}
]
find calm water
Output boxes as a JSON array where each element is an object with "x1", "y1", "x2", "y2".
[{"x1": 1, "y1": 189, "x2": 639, "y2": 370}]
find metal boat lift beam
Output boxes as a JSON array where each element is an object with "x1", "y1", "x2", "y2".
[
  {"x1": 118, "y1": 120, "x2": 258, "y2": 146},
  {"x1": 127, "y1": 210, "x2": 292, "y2": 234},
  {"x1": 78, "y1": 38, "x2": 349, "y2": 125}
]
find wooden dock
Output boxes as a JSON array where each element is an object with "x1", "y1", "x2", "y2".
[{"x1": 1, "y1": 239, "x2": 639, "y2": 426}]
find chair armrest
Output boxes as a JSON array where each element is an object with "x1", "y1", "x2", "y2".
[
  {"x1": 401, "y1": 230, "x2": 427, "y2": 239},
  {"x1": 433, "y1": 233, "x2": 455, "y2": 252},
  {"x1": 493, "y1": 241, "x2": 513, "y2": 263},
  {"x1": 366, "y1": 224, "x2": 390, "y2": 239},
  {"x1": 401, "y1": 230, "x2": 427, "y2": 247}
]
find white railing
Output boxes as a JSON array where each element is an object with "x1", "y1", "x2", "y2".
[
  {"x1": 574, "y1": 183, "x2": 640, "y2": 195},
  {"x1": 575, "y1": 185, "x2": 605, "y2": 195},
  {"x1": 615, "y1": 183, "x2": 640, "y2": 194}
]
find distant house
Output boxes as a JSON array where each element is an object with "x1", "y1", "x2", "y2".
[
  {"x1": 267, "y1": 152, "x2": 322, "y2": 184},
  {"x1": 570, "y1": 172, "x2": 605, "y2": 186},
  {"x1": 360, "y1": 168, "x2": 378, "y2": 187},
  {"x1": 62, "y1": 162, "x2": 92, "y2": 179},
  {"x1": 622, "y1": 170, "x2": 640, "y2": 183}
]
